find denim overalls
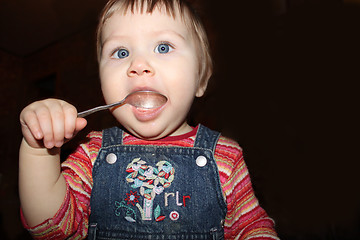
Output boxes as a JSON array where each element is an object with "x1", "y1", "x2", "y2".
[{"x1": 88, "y1": 125, "x2": 227, "y2": 240}]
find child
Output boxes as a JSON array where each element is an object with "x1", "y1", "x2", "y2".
[{"x1": 19, "y1": 0, "x2": 279, "y2": 239}]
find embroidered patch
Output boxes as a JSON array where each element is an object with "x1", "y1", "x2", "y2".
[
  {"x1": 154, "y1": 205, "x2": 166, "y2": 222},
  {"x1": 115, "y1": 200, "x2": 137, "y2": 223},
  {"x1": 124, "y1": 191, "x2": 140, "y2": 206},
  {"x1": 125, "y1": 158, "x2": 175, "y2": 221},
  {"x1": 116, "y1": 157, "x2": 192, "y2": 222},
  {"x1": 169, "y1": 211, "x2": 180, "y2": 221}
]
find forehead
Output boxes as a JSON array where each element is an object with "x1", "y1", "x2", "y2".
[{"x1": 102, "y1": 6, "x2": 191, "y2": 41}]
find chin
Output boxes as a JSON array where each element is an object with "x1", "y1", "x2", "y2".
[
  {"x1": 127, "y1": 125, "x2": 169, "y2": 140},
  {"x1": 112, "y1": 106, "x2": 186, "y2": 140}
]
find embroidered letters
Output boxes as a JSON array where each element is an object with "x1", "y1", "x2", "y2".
[{"x1": 165, "y1": 192, "x2": 191, "y2": 207}]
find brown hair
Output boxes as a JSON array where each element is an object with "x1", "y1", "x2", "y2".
[{"x1": 96, "y1": 0, "x2": 212, "y2": 89}]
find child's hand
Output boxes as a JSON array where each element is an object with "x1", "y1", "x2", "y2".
[{"x1": 20, "y1": 99, "x2": 87, "y2": 149}]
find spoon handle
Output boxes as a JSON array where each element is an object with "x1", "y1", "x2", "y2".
[{"x1": 77, "y1": 100, "x2": 125, "y2": 118}]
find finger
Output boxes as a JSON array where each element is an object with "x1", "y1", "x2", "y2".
[
  {"x1": 20, "y1": 109, "x2": 44, "y2": 140},
  {"x1": 36, "y1": 107, "x2": 55, "y2": 149},
  {"x1": 49, "y1": 103, "x2": 66, "y2": 148},
  {"x1": 62, "y1": 103, "x2": 78, "y2": 139}
]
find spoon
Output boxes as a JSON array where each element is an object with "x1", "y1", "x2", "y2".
[{"x1": 77, "y1": 91, "x2": 167, "y2": 118}]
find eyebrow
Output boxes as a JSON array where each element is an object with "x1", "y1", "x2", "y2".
[
  {"x1": 102, "y1": 29, "x2": 186, "y2": 46},
  {"x1": 102, "y1": 35, "x2": 127, "y2": 49},
  {"x1": 154, "y1": 30, "x2": 186, "y2": 41}
]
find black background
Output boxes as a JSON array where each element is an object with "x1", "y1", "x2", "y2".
[{"x1": 0, "y1": 0, "x2": 359, "y2": 239}]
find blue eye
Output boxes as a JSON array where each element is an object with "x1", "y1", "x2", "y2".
[
  {"x1": 155, "y1": 43, "x2": 173, "y2": 54},
  {"x1": 112, "y1": 49, "x2": 129, "y2": 59}
]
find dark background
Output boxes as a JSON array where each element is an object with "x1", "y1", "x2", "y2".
[{"x1": 0, "y1": 0, "x2": 359, "y2": 239}]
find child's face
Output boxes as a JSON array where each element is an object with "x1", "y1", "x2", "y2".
[{"x1": 99, "y1": 6, "x2": 205, "y2": 140}]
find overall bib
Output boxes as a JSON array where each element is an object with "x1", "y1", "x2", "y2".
[{"x1": 88, "y1": 125, "x2": 227, "y2": 240}]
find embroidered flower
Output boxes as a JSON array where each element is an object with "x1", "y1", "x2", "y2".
[
  {"x1": 125, "y1": 191, "x2": 140, "y2": 206},
  {"x1": 132, "y1": 178, "x2": 143, "y2": 188},
  {"x1": 162, "y1": 165, "x2": 172, "y2": 173},
  {"x1": 154, "y1": 186, "x2": 164, "y2": 195},
  {"x1": 144, "y1": 167, "x2": 154, "y2": 178}
]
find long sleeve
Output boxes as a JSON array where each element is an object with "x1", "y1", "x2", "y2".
[
  {"x1": 21, "y1": 127, "x2": 279, "y2": 239},
  {"x1": 215, "y1": 136, "x2": 279, "y2": 240},
  {"x1": 21, "y1": 131, "x2": 102, "y2": 239}
]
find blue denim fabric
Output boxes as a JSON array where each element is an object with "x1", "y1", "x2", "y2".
[{"x1": 88, "y1": 125, "x2": 227, "y2": 240}]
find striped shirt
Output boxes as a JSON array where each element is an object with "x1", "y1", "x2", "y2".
[{"x1": 21, "y1": 125, "x2": 279, "y2": 239}]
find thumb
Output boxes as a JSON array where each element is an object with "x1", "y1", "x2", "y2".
[
  {"x1": 63, "y1": 118, "x2": 87, "y2": 145},
  {"x1": 74, "y1": 117, "x2": 87, "y2": 136}
]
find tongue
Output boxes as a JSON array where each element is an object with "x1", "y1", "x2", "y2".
[{"x1": 132, "y1": 106, "x2": 163, "y2": 122}]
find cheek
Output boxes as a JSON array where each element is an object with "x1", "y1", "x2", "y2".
[
  {"x1": 100, "y1": 65, "x2": 127, "y2": 103},
  {"x1": 100, "y1": 84, "x2": 113, "y2": 104},
  {"x1": 168, "y1": 58, "x2": 199, "y2": 90},
  {"x1": 100, "y1": 73, "x2": 113, "y2": 102}
]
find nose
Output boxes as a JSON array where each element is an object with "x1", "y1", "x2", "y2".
[{"x1": 127, "y1": 56, "x2": 154, "y2": 77}]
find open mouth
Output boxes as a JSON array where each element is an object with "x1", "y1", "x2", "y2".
[{"x1": 132, "y1": 104, "x2": 166, "y2": 122}]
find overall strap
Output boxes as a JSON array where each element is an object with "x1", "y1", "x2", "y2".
[
  {"x1": 194, "y1": 124, "x2": 221, "y2": 153},
  {"x1": 101, "y1": 126, "x2": 124, "y2": 147}
]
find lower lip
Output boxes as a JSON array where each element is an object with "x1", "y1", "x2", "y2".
[{"x1": 132, "y1": 104, "x2": 165, "y2": 122}]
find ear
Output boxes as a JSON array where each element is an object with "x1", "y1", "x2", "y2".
[
  {"x1": 195, "y1": 73, "x2": 210, "y2": 97},
  {"x1": 195, "y1": 83, "x2": 207, "y2": 97}
]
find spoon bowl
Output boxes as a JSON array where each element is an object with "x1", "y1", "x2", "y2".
[
  {"x1": 125, "y1": 91, "x2": 167, "y2": 109},
  {"x1": 77, "y1": 91, "x2": 167, "y2": 118}
]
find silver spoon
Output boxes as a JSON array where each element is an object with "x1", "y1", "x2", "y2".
[{"x1": 77, "y1": 91, "x2": 167, "y2": 118}]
